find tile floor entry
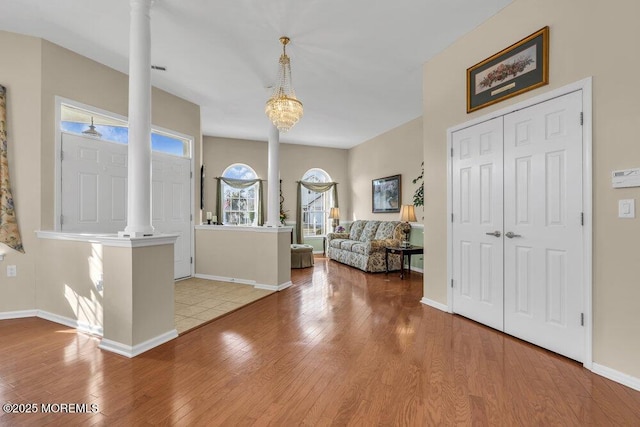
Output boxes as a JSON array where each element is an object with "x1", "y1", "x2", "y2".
[{"x1": 174, "y1": 277, "x2": 274, "y2": 334}]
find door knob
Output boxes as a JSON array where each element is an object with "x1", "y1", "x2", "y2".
[
  {"x1": 485, "y1": 231, "x2": 501, "y2": 237},
  {"x1": 505, "y1": 231, "x2": 522, "y2": 238}
]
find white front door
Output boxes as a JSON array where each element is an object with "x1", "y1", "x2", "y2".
[
  {"x1": 152, "y1": 154, "x2": 192, "y2": 279},
  {"x1": 61, "y1": 132, "x2": 192, "y2": 279},
  {"x1": 61, "y1": 133, "x2": 128, "y2": 233},
  {"x1": 452, "y1": 117, "x2": 504, "y2": 331},
  {"x1": 503, "y1": 91, "x2": 584, "y2": 361}
]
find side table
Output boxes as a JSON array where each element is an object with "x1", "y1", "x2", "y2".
[{"x1": 385, "y1": 245, "x2": 423, "y2": 279}]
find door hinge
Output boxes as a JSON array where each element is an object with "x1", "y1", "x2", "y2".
[
  {"x1": 580, "y1": 312, "x2": 584, "y2": 326},
  {"x1": 451, "y1": 279, "x2": 454, "y2": 288},
  {"x1": 190, "y1": 257, "x2": 193, "y2": 264},
  {"x1": 190, "y1": 171, "x2": 193, "y2": 178},
  {"x1": 451, "y1": 213, "x2": 454, "y2": 223},
  {"x1": 581, "y1": 212, "x2": 584, "y2": 226},
  {"x1": 580, "y1": 112, "x2": 583, "y2": 126},
  {"x1": 190, "y1": 214, "x2": 193, "y2": 221},
  {"x1": 60, "y1": 150, "x2": 64, "y2": 161},
  {"x1": 451, "y1": 147, "x2": 454, "y2": 157}
]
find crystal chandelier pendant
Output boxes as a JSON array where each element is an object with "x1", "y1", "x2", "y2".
[{"x1": 265, "y1": 37, "x2": 303, "y2": 132}]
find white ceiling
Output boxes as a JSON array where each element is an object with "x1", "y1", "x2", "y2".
[{"x1": 0, "y1": 0, "x2": 512, "y2": 148}]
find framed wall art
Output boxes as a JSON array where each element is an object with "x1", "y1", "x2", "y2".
[
  {"x1": 372, "y1": 175, "x2": 401, "y2": 213},
  {"x1": 467, "y1": 26, "x2": 549, "y2": 113}
]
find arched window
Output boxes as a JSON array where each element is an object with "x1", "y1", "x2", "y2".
[
  {"x1": 219, "y1": 164, "x2": 261, "y2": 226},
  {"x1": 301, "y1": 168, "x2": 333, "y2": 236}
]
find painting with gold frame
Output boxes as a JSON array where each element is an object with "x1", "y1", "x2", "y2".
[{"x1": 467, "y1": 26, "x2": 549, "y2": 113}]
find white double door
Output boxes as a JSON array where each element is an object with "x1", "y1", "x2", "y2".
[
  {"x1": 60, "y1": 133, "x2": 192, "y2": 279},
  {"x1": 452, "y1": 91, "x2": 584, "y2": 361}
]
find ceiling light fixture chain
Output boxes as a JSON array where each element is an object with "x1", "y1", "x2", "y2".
[{"x1": 265, "y1": 36, "x2": 303, "y2": 132}]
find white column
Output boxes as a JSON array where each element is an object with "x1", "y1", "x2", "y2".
[
  {"x1": 123, "y1": 0, "x2": 154, "y2": 237},
  {"x1": 265, "y1": 124, "x2": 281, "y2": 227}
]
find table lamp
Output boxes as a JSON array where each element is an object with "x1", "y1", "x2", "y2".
[
  {"x1": 329, "y1": 207, "x2": 340, "y2": 230},
  {"x1": 399, "y1": 205, "x2": 416, "y2": 248}
]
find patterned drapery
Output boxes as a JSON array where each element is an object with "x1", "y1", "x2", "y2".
[
  {"x1": 295, "y1": 181, "x2": 338, "y2": 244},
  {"x1": 0, "y1": 85, "x2": 24, "y2": 253}
]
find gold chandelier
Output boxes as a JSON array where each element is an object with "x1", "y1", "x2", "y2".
[{"x1": 265, "y1": 36, "x2": 303, "y2": 132}]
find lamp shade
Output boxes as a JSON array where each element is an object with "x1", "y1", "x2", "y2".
[
  {"x1": 399, "y1": 205, "x2": 417, "y2": 222},
  {"x1": 329, "y1": 207, "x2": 340, "y2": 219}
]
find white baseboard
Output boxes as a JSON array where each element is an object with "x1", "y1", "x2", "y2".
[
  {"x1": 408, "y1": 266, "x2": 424, "y2": 273},
  {"x1": 0, "y1": 309, "x2": 38, "y2": 320},
  {"x1": 255, "y1": 281, "x2": 292, "y2": 292},
  {"x1": 99, "y1": 329, "x2": 178, "y2": 358},
  {"x1": 194, "y1": 273, "x2": 256, "y2": 286},
  {"x1": 37, "y1": 310, "x2": 103, "y2": 336},
  {"x1": 196, "y1": 273, "x2": 290, "y2": 292},
  {"x1": 1, "y1": 309, "x2": 104, "y2": 337},
  {"x1": 592, "y1": 363, "x2": 640, "y2": 392},
  {"x1": 4, "y1": 311, "x2": 183, "y2": 359},
  {"x1": 420, "y1": 297, "x2": 449, "y2": 312}
]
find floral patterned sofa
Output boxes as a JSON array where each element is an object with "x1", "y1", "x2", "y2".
[{"x1": 327, "y1": 220, "x2": 409, "y2": 272}]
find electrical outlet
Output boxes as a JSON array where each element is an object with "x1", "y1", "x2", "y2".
[{"x1": 7, "y1": 265, "x2": 17, "y2": 277}]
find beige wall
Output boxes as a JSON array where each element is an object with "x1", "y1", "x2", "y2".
[
  {"x1": 37, "y1": 239, "x2": 103, "y2": 328},
  {"x1": 0, "y1": 32, "x2": 201, "y2": 329},
  {"x1": 131, "y1": 245, "x2": 175, "y2": 343},
  {"x1": 195, "y1": 227, "x2": 291, "y2": 287},
  {"x1": 202, "y1": 136, "x2": 349, "y2": 223},
  {"x1": 102, "y1": 246, "x2": 133, "y2": 345},
  {"x1": 348, "y1": 117, "x2": 423, "y2": 221},
  {"x1": 423, "y1": 0, "x2": 640, "y2": 378},
  {"x1": 0, "y1": 31, "x2": 41, "y2": 312},
  {"x1": 40, "y1": 40, "x2": 202, "y2": 230}
]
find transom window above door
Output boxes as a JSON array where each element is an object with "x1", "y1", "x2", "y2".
[{"x1": 60, "y1": 104, "x2": 191, "y2": 158}]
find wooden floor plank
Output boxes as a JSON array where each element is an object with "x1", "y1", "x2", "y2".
[{"x1": 1, "y1": 256, "x2": 639, "y2": 425}]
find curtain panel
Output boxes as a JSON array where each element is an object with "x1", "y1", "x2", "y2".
[
  {"x1": 215, "y1": 177, "x2": 264, "y2": 226},
  {"x1": 295, "y1": 181, "x2": 338, "y2": 244},
  {"x1": 0, "y1": 85, "x2": 24, "y2": 253}
]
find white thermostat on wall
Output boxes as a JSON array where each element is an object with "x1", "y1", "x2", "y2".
[{"x1": 612, "y1": 168, "x2": 640, "y2": 188}]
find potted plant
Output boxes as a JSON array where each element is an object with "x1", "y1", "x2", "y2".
[{"x1": 412, "y1": 161, "x2": 424, "y2": 207}]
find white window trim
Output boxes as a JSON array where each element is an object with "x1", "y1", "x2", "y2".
[
  {"x1": 301, "y1": 168, "x2": 333, "y2": 237},
  {"x1": 220, "y1": 163, "x2": 260, "y2": 226}
]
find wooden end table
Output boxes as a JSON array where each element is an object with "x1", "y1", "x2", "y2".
[{"x1": 385, "y1": 245, "x2": 423, "y2": 279}]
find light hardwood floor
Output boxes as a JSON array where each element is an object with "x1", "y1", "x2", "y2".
[{"x1": 1, "y1": 256, "x2": 639, "y2": 425}]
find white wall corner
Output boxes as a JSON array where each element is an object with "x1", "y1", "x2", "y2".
[
  {"x1": 99, "y1": 329, "x2": 178, "y2": 358},
  {"x1": 255, "y1": 280, "x2": 292, "y2": 292}
]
